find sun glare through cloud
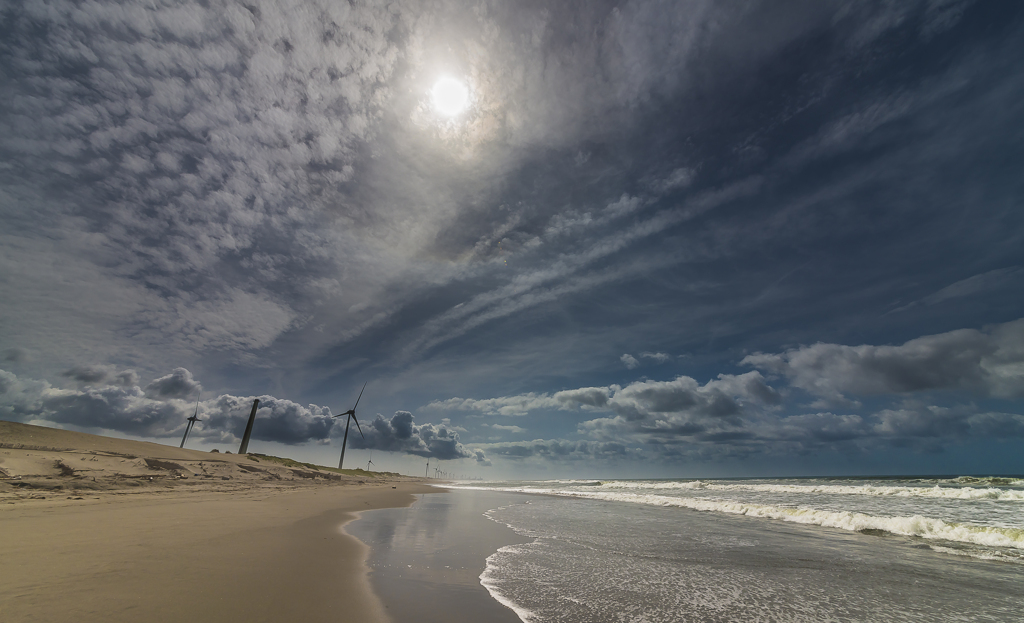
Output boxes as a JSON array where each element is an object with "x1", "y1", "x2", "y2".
[
  {"x1": 4, "y1": 2, "x2": 1024, "y2": 619},
  {"x1": 431, "y1": 76, "x2": 469, "y2": 117},
  {"x1": 1, "y1": 0, "x2": 1023, "y2": 485}
]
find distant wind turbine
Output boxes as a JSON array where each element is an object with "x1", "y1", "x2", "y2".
[
  {"x1": 367, "y1": 451, "x2": 374, "y2": 472},
  {"x1": 179, "y1": 392, "x2": 201, "y2": 449},
  {"x1": 333, "y1": 383, "x2": 366, "y2": 470}
]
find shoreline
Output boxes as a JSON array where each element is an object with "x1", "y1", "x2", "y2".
[{"x1": 345, "y1": 488, "x2": 533, "y2": 623}]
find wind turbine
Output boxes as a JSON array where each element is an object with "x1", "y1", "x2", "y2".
[
  {"x1": 333, "y1": 383, "x2": 366, "y2": 470},
  {"x1": 366, "y1": 451, "x2": 374, "y2": 472},
  {"x1": 179, "y1": 392, "x2": 201, "y2": 448}
]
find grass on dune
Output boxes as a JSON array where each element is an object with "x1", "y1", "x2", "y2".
[{"x1": 246, "y1": 453, "x2": 401, "y2": 477}]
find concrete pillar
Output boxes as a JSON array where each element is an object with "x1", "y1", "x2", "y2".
[{"x1": 238, "y1": 399, "x2": 259, "y2": 454}]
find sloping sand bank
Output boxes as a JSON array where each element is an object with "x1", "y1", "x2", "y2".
[
  {"x1": 0, "y1": 421, "x2": 436, "y2": 622},
  {"x1": 0, "y1": 420, "x2": 408, "y2": 501}
]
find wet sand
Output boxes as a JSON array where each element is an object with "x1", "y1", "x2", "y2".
[{"x1": 346, "y1": 489, "x2": 532, "y2": 623}]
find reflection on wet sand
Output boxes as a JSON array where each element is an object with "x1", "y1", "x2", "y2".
[{"x1": 346, "y1": 489, "x2": 531, "y2": 623}]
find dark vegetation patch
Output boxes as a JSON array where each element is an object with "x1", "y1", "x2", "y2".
[
  {"x1": 289, "y1": 469, "x2": 329, "y2": 479},
  {"x1": 54, "y1": 460, "x2": 76, "y2": 476},
  {"x1": 247, "y1": 453, "x2": 396, "y2": 477},
  {"x1": 5, "y1": 478, "x2": 65, "y2": 490},
  {"x1": 235, "y1": 464, "x2": 267, "y2": 474},
  {"x1": 144, "y1": 458, "x2": 184, "y2": 471}
]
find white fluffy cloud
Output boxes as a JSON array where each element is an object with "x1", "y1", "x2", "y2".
[
  {"x1": 742, "y1": 318, "x2": 1024, "y2": 401},
  {"x1": 640, "y1": 351, "x2": 672, "y2": 363},
  {"x1": 350, "y1": 410, "x2": 481, "y2": 460},
  {"x1": 426, "y1": 393, "x2": 562, "y2": 417},
  {"x1": 432, "y1": 371, "x2": 778, "y2": 420},
  {"x1": 145, "y1": 367, "x2": 202, "y2": 400},
  {"x1": 428, "y1": 319, "x2": 1024, "y2": 459}
]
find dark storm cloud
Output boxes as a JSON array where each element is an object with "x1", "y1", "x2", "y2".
[
  {"x1": 742, "y1": 318, "x2": 1024, "y2": 401},
  {"x1": 350, "y1": 410, "x2": 478, "y2": 460},
  {"x1": 431, "y1": 371, "x2": 779, "y2": 423},
  {"x1": 862, "y1": 403, "x2": 1024, "y2": 451},
  {"x1": 482, "y1": 439, "x2": 639, "y2": 462},
  {"x1": 41, "y1": 387, "x2": 186, "y2": 437},
  {"x1": 62, "y1": 364, "x2": 138, "y2": 387},
  {"x1": 145, "y1": 367, "x2": 202, "y2": 399},
  {"x1": 4, "y1": 348, "x2": 30, "y2": 363},
  {"x1": 0, "y1": 368, "x2": 333, "y2": 445},
  {"x1": 62, "y1": 366, "x2": 111, "y2": 385},
  {"x1": 200, "y1": 393, "x2": 334, "y2": 445}
]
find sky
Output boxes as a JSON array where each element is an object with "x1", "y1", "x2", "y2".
[{"x1": 1, "y1": 0, "x2": 1023, "y2": 479}]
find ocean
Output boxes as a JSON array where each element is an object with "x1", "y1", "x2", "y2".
[{"x1": 441, "y1": 476, "x2": 1024, "y2": 622}]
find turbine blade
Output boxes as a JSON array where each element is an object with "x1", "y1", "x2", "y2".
[
  {"x1": 352, "y1": 382, "x2": 367, "y2": 412},
  {"x1": 351, "y1": 413, "x2": 364, "y2": 438}
]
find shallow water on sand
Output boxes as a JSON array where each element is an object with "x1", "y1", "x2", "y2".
[
  {"x1": 352, "y1": 485, "x2": 1024, "y2": 623},
  {"x1": 478, "y1": 492, "x2": 1024, "y2": 623},
  {"x1": 345, "y1": 490, "x2": 529, "y2": 623}
]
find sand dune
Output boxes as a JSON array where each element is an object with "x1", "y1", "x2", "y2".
[
  {"x1": 0, "y1": 420, "x2": 408, "y2": 502},
  {"x1": 0, "y1": 421, "x2": 437, "y2": 622}
]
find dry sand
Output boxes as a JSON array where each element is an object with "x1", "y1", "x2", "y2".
[{"x1": 0, "y1": 420, "x2": 438, "y2": 623}]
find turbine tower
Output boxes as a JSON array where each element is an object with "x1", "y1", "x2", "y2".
[
  {"x1": 333, "y1": 383, "x2": 366, "y2": 470},
  {"x1": 179, "y1": 392, "x2": 202, "y2": 449}
]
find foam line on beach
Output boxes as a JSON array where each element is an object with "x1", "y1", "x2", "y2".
[
  {"x1": 480, "y1": 544, "x2": 538, "y2": 623},
  {"x1": 452, "y1": 485, "x2": 1024, "y2": 552},
  {"x1": 593, "y1": 480, "x2": 1024, "y2": 500}
]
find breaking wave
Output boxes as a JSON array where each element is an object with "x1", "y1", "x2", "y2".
[
  {"x1": 593, "y1": 480, "x2": 1024, "y2": 501},
  {"x1": 453, "y1": 485, "x2": 1024, "y2": 553}
]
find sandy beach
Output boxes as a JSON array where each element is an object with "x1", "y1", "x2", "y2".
[{"x1": 0, "y1": 421, "x2": 439, "y2": 623}]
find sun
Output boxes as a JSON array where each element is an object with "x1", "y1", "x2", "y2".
[{"x1": 431, "y1": 76, "x2": 470, "y2": 117}]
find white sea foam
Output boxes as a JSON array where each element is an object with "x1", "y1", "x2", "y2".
[
  {"x1": 593, "y1": 480, "x2": 1024, "y2": 500},
  {"x1": 480, "y1": 544, "x2": 539, "y2": 623},
  {"x1": 927, "y1": 544, "x2": 1017, "y2": 562},
  {"x1": 455, "y1": 485, "x2": 1024, "y2": 550}
]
